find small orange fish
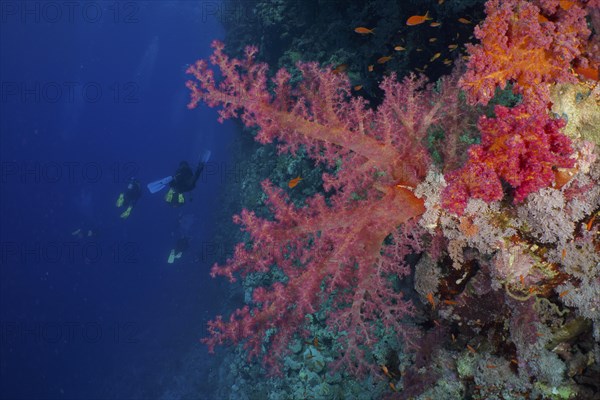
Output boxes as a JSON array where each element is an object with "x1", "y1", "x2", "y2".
[
  {"x1": 458, "y1": 17, "x2": 472, "y2": 24},
  {"x1": 389, "y1": 382, "x2": 398, "y2": 392},
  {"x1": 559, "y1": 290, "x2": 570, "y2": 298},
  {"x1": 429, "y1": 38, "x2": 437, "y2": 43},
  {"x1": 430, "y1": 22, "x2": 441, "y2": 27},
  {"x1": 443, "y1": 299, "x2": 457, "y2": 305},
  {"x1": 332, "y1": 63, "x2": 348, "y2": 74},
  {"x1": 426, "y1": 292, "x2": 436, "y2": 309},
  {"x1": 467, "y1": 344, "x2": 477, "y2": 353},
  {"x1": 561, "y1": 248, "x2": 567, "y2": 261},
  {"x1": 430, "y1": 52, "x2": 441, "y2": 62},
  {"x1": 519, "y1": 275, "x2": 525, "y2": 285},
  {"x1": 486, "y1": 364, "x2": 496, "y2": 369},
  {"x1": 448, "y1": 44, "x2": 458, "y2": 51},
  {"x1": 381, "y1": 365, "x2": 392, "y2": 378},
  {"x1": 438, "y1": 0, "x2": 445, "y2": 4},
  {"x1": 407, "y1": 12, "x2": 432, "y2": 26},
  {"x1": 354, "y1": 27, "x2": 374, "y2": 34},
  {"x1": 587, "y1": 213, "x2": 597, "y2": 231},
  {"x1": 377, "y1": 55, "x2": 393, "y2": 64},
  {"x1": 368, "y1": 64, "x2": 374, "y2": 72},
  {"x1": 288, "y1": 176, "x2": 302, "y2": 188},
  {"x1": 394, "y1": 45, "x2": 406, "y2": 51},
  {"x1": 353, "y1": 85, "x2": 363, "y2": 91},
  {"x1": 313, "y1": 337, "x2": 319, "y2": 348},
  {"x1": 538, "y1": 14, "x2": 550, "y2": 23},
  {"x1": 443, "y1": 58, "x2": 453, "y2": 65}
]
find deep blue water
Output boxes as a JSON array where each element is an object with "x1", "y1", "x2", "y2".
[{"x1": 0, "y1": 2, "x2": 237, "y2": 398}]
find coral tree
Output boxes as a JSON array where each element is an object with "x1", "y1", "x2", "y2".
[{"x1": 187, "y1": 40, "x2": 460, "y2": 375}]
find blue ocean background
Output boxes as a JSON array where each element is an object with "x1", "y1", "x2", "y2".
[{"x1": 1, "y1": 2, "x2": 237, "y2": 398}]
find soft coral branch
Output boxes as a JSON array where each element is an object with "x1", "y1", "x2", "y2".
[{"x1": 188, "y1": 41, "x2": 461, "y2": 375}]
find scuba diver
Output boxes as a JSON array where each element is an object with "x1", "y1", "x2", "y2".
[
  {"x1": 146, "y1": 150, "x2": 211, "y2": 206},
  {"x1": 116, "y1": 177, "x2": 142, "y2": 218},
  {"x1": 168, "y1": 236, "x2": 189, "y2": 264},
  {"x1": 165, "y1": 160, "x2": 202, "y2": 206}
]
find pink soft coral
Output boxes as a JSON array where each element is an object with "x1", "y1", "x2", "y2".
[
  {"x1": 442, "y1": 103, "x2": 574, "y2": 215},
  {"x1": 187, "y1": 41, "x2": 462, "y2": 375}
]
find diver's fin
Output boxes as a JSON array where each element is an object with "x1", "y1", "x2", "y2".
[
  {"x1": 120, "y1": 206, "x2": 132, "y2": 219},
  {"x1": 147, "y1": 176, "x2": 173, "y2": 194},
  {"x1": 165, "y1": 188, "x2": 174, "y2": 202},
  {"x1": 167, "y1": 249, "x2": 175, "y2": 264},
  {"x1": 116, "y1": 193, "x2": 124, "y2": 207},
  {"x1": 199, "y1": 150, "x2": 211, "y2": 164}
]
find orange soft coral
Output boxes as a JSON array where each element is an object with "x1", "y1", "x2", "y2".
[{"x1": 460, "y1": 0, "x2": 593, "y2": 106}]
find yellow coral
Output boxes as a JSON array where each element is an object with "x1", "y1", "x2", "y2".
[{"x1": 550, "y1": 82, "x2": 600, "y2": 146}]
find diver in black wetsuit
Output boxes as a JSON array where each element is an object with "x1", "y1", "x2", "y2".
[
  {"x1": 165, "y1": 161, "x2": 204, "y2": 206},
  {"x1": 116, "y1": 177, "x2": 142, "y2": 218}
]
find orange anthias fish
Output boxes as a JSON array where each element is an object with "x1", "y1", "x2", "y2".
[
  {"x1": 288, "y1": 176, "x2": 303, "y2": 188},
  {"x1": 426, "y1": 292, "x2": 436, "y2": 309},
  {"x1": 332, "y1": 63, "x2": 348, "y2": 74},
  {"x1": 430, "y1": 52, "x2": 441, "y2": 62},
  {"x1": 377, "y1": 55, "x2": 393, "y2": 64},
  {"x1": 381, "y1": 365, "x2": 393, "y2": 378},
  {"x1": 354, "y1": 27, "x2": 374, "y2": 34},
  {"x1": 430, "y1": 22, "x2": 441, "y2": 27},
  {"x1": 458, "y1": 17, "x2": 472, "y2": 24},
  {"x1": 394, "y1": 45, "x2": 406, "y2": 51},
  {"x1": 587, "y1": 213, "x2": 597, "y2": 231},
  {"x1": 407, "y1": 12, "x2": 432, "y2": 26}
]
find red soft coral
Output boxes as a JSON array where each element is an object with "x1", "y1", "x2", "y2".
[
  {"x1": 442, "y1": 103, "x2": 574, "y2": 214},
  {"x1": 460, "y1": 0, "x2": 593, "y2": 106},
  {"x1": 187, "y1": 41, "x2": 462, "y2": 375}
]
